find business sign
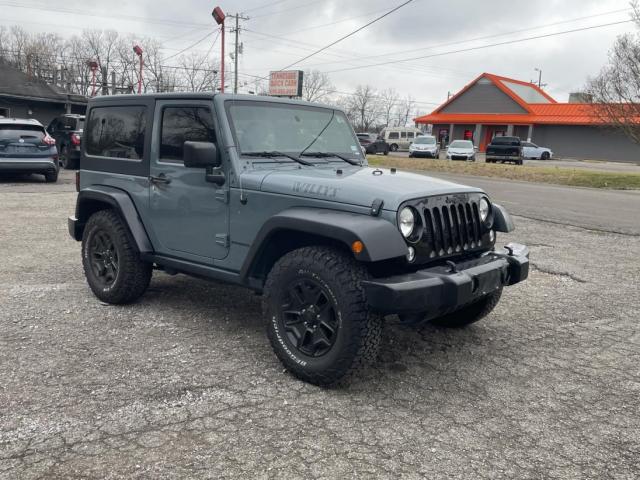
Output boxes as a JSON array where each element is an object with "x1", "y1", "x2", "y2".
[{"x1": 269, "y1": 70, "x2": 304, "y2": 97}]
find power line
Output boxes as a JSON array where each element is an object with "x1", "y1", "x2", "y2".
[
  {"x1": 0, "y1": 2, "x2": 210, "y2": 29},
  {"x1": 163, "y1": 30, "x2": 217, "y2": 61},
  {"x1": 277, "y1": 0, "x2": 415, "y2": 71},
  {"x1": 250, "y1": 0, "x2": 327, "y2": 19},
  {"x1": 299, "y1": 7, "x2": 633, "y2": 69},
  {"x1": 323, "y1": 19, "x2": 634, "y2": 74},
  {"x1": 243, "y1": 0, "x2": 291, "y2": 13}
]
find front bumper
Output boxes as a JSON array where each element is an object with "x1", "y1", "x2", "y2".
[
  {"x1": 410, "y1": 150, "x2": 438, "y2": 157},
  {"x1": 362, "y1": 243, "x2": 529, "y2": 315}
]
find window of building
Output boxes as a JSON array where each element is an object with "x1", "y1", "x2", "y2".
[
  {"x1": 160, "y1": 106, "x2": 216, "y2": 162},
  {"x1": 85, "y1": 106, "x2": 147, "y2": 159}
]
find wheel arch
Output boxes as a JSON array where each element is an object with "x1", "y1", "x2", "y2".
[
  {"x1": 72, "y1": 186, "x2": 153, "y2": 253},
  {"x1": 240, "y1": 208, "x2": 408, "y2": 288}
]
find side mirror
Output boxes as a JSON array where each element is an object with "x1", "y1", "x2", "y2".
[{"x1": 183, "y1": 141, "x2": 220, "y2": 168}]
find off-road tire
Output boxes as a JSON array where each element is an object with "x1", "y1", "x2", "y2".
[
  {"x1": 263, "y1": 246, "x2": 382, "y2": 386},
  {"x1": 82, "y1": 209, "x2": 152, "y2": 304},
  {"x1": 430, "y1": 288, "x2": 502, "y2": 328},
  {"x1": 44, "y1": 170, "x2": 58, "y2": 183}
]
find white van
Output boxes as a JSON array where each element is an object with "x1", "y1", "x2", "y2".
[{"x1": 381, "y1": 127, "x2": 425, "y2": 151}]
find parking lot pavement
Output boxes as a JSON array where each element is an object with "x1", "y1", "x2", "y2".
[
  {"x1": 1, "y1": 171, "x2": 639, "y2": 479},
  {"x1": 388, "y1": 151, "x2": 640, "y2": 172}
]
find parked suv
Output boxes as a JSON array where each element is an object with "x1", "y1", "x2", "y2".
[
  {"x1": 47, "y1": 114, "x2": 84, "y2": 169},
  {"x1": 0, "y1": 118, "x2": 59, "y2": 182},
  {"x1": 68, "y1": 93, "x2": 529, "y2": 386}
]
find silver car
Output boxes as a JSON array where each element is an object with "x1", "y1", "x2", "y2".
[
  {"x1": 409, "y1": 135, "x2": 439, "y2": 158},
  {"x1": 0, "y1": 118, "x2": 59, "y2": 182}
]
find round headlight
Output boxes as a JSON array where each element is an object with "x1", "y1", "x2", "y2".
[
  {"x1": 479, "y1": 198, "x2": 490, "y2": 222},
  {"x1": 399, "y1": 207, "x2": 416, "y2": 238}
]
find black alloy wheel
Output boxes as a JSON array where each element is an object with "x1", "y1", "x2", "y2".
[
  {"x1": 280, "y1": 277, "x2": 339, "y2": 357},
  {"x1": 87, "y1": 228, "x2": 119, "y2": 288}
]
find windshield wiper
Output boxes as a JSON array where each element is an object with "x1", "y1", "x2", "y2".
[
  {"x1": 301, "y1": 152, "x2": 361, "y2": 166},
  {"x1": 243, "y1": 151, "x2": 314, "y2": 166}
]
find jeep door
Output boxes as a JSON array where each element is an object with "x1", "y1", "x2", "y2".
[{"x1": 147, "y1": 99, "x2": 229, "y2": 262}]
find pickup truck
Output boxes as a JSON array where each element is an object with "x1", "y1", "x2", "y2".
[{"x1": 485, "y1": 136, "x2": 523, "y2": 165}]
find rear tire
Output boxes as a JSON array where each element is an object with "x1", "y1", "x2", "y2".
[
  {"x1": 263, "y1": 246, "x2": 382, "y2": 386},
  {"x1": 59, "y1": 145, "x2": 77, "y2": 169},
  {"x1": 44, "y1": 170, "x2": 58, "y2": 183},
  {"x1": 82, "y1": 210, "x2": 152, "y2": 305},
  {"x1": 431, "y1": 288, "x2": 502, "y2": 328}
]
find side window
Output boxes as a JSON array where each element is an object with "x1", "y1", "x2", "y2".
[
  {"x1": 400, "y1": 131, "x2": 407, "y2": 138},
  {"x1": 388, "y1": 132, "x2": 399, "y2": 140},
  {"x1": 85, "y1": 106, "x2": 147, "y2": 160},
  {"x1": 407, "y1": 132, "x2": 414, "y2": 139},
  {"x1": 160, "y1": 106, "x2": 216, "y2": 162}
]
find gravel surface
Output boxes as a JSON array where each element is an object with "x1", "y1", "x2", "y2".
[{"x1": 1, "y1": 172, "x2": 639, "y2": 479}]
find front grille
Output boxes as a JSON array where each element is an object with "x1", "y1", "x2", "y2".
[{"x1": 405, "y1": 194, "x2": 490, "y2": 262}]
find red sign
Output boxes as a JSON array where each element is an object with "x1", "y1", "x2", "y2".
[{"x1": 269, "y1": 70, "x2": 303, "y2": 97}]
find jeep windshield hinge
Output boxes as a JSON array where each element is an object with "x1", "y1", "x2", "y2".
[
  {"x1": 215, "y1": 189, "x2": 229, "y2": 204},
  {"x1": 215, "y1": 233, "x2": 229, "y2": 247}
]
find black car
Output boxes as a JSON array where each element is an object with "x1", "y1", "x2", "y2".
[
  {"x1": 357, "y1": 133, "x2": 389, "y2": 155},
  {"x1": 47, "y1": 114, "x2": 84, "y2": 169},
  {"x1": 0, "y1": 118, "x2": 59, "y2": 182}
]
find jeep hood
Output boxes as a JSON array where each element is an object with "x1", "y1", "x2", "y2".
[{"x1": 252, "y1": 166, "x2": 483, "y2": 211}]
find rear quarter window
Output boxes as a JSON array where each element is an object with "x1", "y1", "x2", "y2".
[{"x1": 85, "y1": 106, "x2": 147, "y2": 160}]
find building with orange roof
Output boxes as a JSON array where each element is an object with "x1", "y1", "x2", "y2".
[{"x1": 414, "y1": 73, "x2": 640, "y2": 163}]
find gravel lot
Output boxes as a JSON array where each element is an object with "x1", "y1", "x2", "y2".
[{"x1": 1, "y1": 171, "x2": 639, "y2": 479}]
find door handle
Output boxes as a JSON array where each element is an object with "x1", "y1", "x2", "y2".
[{"x1": 149, "y1": 174, "x2": 171, "y2": 185}]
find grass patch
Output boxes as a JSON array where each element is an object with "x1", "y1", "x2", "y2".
[{"x1": 368, "y1": 156, "x2": 640, "y2": 190}]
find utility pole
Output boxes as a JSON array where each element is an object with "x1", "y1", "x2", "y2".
[{"x1": 230, "y1": 13, "x2": 249, "y2": 94}]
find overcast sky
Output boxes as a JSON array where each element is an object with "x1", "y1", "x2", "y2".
[{"x1": 1, "y1": 0, "x2": 635, "y2": 115}]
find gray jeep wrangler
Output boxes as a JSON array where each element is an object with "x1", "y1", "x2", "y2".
[{"x1": 69, "y1": 93, "x2": 529, "y2": 386}]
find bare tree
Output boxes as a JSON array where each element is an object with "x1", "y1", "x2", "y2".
[
  {"x1": 302, "y1": 69, "x2": 334, "y2": 103},
  {"x1": 379, "y1": 88, "x2": 399, "y2": 127},
  {"x1": 585, "y1": 2, "x2": 640, "y2": 144},
  {"x1": 176, "y1": 52, "x2": 219, "y2": 92},
  {"x1": 345, "y1": 85, "x2": 381, "y2": 132},
  {"x1": 395, "y1": 95, "x2": 415, "y2": 127}
]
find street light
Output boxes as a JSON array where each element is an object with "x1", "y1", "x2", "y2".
[
  {"x1": 212, "y1": 6, "x2": 226, "y2": 93},
  {"x1": 133, "y1": 45, "x2": 144, "y2": 94}
]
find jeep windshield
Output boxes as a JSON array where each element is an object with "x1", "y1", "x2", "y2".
[{"x1": 226, "y1": 100, "x2": 363, "y2": 165}]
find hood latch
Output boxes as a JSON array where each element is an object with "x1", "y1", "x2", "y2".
[{"x1": 370, "y1": 198, "x2": 384, "y2": 216}]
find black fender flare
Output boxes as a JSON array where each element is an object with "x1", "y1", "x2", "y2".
[
  {"x1": 71, "y1": 185, "x2": 153, "y2": 253},
  {"x1": 240, "y1": 207, "x2": 409, "y2": 280},
  {"x1": 493, "y1": 203, "x2": 515, "y2": 233}
]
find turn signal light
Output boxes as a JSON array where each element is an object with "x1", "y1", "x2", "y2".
[{"x1": 351, "y1": 241, "x2": 364, "y2": 254}]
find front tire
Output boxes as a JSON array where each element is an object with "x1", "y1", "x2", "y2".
[
  {"x1": 390, "y1": 143, "x2": 398, "y2": 152},
  {"x1": 430, "y1": 288, "x2": 502, "y2": 328},
  {"x1": 263, "y1": 246, "x2": 382, "y2": 386},
  {"x1": 541, "y1": 151, "x2": 550, "y2": 160},
  {"x1": 82, "y1": 210, "x2": 152, "y2": 304}
]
